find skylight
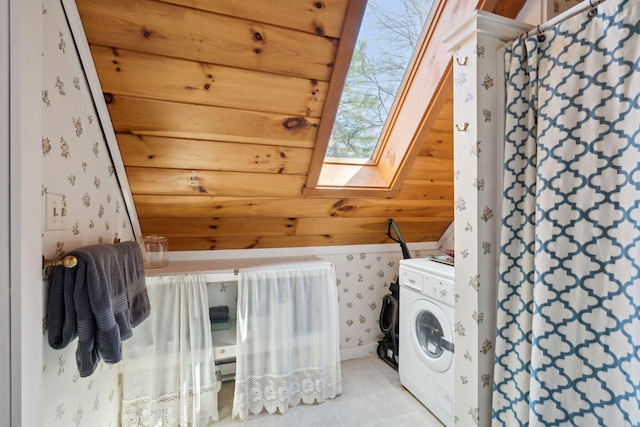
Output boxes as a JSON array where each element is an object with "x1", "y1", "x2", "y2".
[{"x1": 325, "y1": 0, "x2": 436, "y2": 160}]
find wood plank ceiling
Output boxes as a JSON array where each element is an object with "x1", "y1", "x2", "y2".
[{"x1": 75, "y1": 0, "x2": 526, "y2": 251}]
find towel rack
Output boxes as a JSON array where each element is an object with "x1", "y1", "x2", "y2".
[
  {"x1": 42, "y1": 255, "x2": 78, "y2": 269},
  {"x1": 42, "y1": 237, "x2": 123, "y2": 269}
]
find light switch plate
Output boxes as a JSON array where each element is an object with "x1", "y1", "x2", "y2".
[{"x1": 45, "y1": 192, "x2": 66, "y2": 231}]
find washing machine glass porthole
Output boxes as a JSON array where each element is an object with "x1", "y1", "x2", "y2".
[{"x1": 415, "y1": 311, "x2": 444, "y2": 359}]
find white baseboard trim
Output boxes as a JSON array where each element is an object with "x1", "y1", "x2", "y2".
[{"x1": 340, "y1": 343, "x2": 379, "y2": 361}]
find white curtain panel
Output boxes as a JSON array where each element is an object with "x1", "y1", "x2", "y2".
[
  {"x1": 493, "y1": 0, "x2": 640, "y2": 425},
  {"x1": 232, "y1": 261, "x2": 342, "y2": 420},
  {"x1": 122, "y1": 274, "x2": 220, "y2": 427}
]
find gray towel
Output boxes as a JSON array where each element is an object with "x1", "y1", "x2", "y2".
[
  {"x1": 73, "y1": 244, "x2": 127, "y2": 376},
  {"x1": 47, "y1": 241, "x2": 148, "y2": 377},
  {"x1": 113, "y1": 241, "x2": 150, "y2": 327},
  {"x1": 209, "y1": 305, "x2": 229, "y2": 322},
  {"x1": 48, "y1": 264, "x2": 78, "y2": 349}
]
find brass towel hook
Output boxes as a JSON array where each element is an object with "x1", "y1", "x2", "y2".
[
  {"x1": 456, "y1": 56, "x2": 468, "y2": 66},
  {"x1": 455, "y1": 122, "x2": 469, "y2": 132}
]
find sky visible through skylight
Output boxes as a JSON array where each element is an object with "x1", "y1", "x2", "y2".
[{"x1": 326, "y1": 0, "x2": 435, "y2": 159}]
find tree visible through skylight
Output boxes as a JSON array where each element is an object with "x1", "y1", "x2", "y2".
[{"x1": 326, "y1": 0, "x2": 435, "y2": 159}]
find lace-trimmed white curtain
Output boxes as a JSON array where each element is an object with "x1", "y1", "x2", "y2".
[
  {"x1": 122, "y1": 274, "x2": 220, "y2": 427},
  {"x1": 232, "y1": 261, "x2": 342, "y2": 420}
]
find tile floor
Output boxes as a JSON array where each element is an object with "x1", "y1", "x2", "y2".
[{"x1": 215, "y1": 355, "x2": 445, "y2": 426}]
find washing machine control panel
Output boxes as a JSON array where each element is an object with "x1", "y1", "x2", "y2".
[
  {"x1": 400, "y1": 267, "x2": 424, "y2": 292},
  {"x1": 399, "y1": 259, "x2": 455, "y2": 307},
  {"x1": 425, "y1": 275, "x2": 455, "y2": 307}
]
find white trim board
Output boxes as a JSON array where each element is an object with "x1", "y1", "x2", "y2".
[
  {"x1": 340, "y1": 343, "x2": 379, "y2": 361},
  {"x1": 60, "y1": 0, "x2": 143, "y2": 241},
  {"x1": 0, "y1": 0, "x2": 11, "y2": 420},
  {"x1": 169, "y1": 241, "x2": 440, "y2": 262}
]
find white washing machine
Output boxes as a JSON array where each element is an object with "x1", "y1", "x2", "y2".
[{"x1": 399, "y1": 258, "x2": 455, "y2": 427}]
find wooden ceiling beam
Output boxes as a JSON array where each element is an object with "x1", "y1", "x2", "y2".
[
  {"x1": 156, "y1": 0, "x2": 350, "y2": 38},
  {"x1": 91, "y1": 46, "x2": 328, "y2": 118},
  {"x1": 125, "y1": 167, "x2": 307, "y2": 197},
  {"x1": 77, "y1": 0, "x2": 338, "y2": 80},
  {"x1": 117, "y1": 134, "x2": 313, "y2": 175},
  {"x1": 108, "y1": 96, "x2": 319, "y2": 148},
  {"x1": 133, "y1": 195, "x2": 454, "y2": 219}
]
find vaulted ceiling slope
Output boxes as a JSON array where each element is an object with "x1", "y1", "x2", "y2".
[{"x1": 75, "y1": 0, "x2": 526, "y2": 251}]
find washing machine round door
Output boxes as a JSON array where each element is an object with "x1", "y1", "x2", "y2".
[{"x1": 410, "y1": 299, "x2": 453, "y2": 373}]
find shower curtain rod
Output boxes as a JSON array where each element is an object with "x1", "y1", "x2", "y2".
[{"x1": 525, "y1": 0, "x2": 607, "y2": 38}]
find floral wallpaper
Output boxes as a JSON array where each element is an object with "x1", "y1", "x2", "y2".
[
  {"x1": 548, "y1": 0, "x2": 583, "y2": 18},
  {"x1": 320, "y1": 249, "x2": 433, "y2": 352},
  {"x1": 41, "y1": 0, "x2": 134, "y2": 426}
]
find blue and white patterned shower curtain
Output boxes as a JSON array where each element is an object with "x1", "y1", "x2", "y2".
[{"x1": 492, "y1": 0, "x2": 640, "y2": 425}]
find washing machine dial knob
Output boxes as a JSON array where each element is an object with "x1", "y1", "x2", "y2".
[{"x1": 439, "y1": 283, "x2": 447, "y2": 297}]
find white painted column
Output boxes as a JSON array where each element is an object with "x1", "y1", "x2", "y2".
[
  {"x1": 444, "y1": 12, "x2": 532, "y2": 427},
  {"x1": 0, "y1": 0, "x2": 10, "y2": 423},
  {"x1": 8, "y1": 0, "x2": 44, "y2": 426}
]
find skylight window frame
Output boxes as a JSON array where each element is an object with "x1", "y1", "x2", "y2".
[{"x1": 304, "y1": 0, "x2": 446, "y2": 197}]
